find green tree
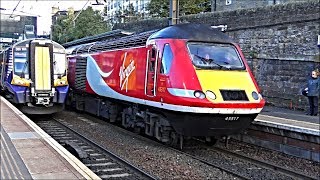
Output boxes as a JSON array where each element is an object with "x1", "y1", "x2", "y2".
[
  {"x1": 146, "y1": 0, "x2": 169, "y2": 18},
  {"x1": 146, "y1": 0, "x2": 210, "y2": 18},
  {"x1": 123, "y1": 3, "x2": 140, "y2": 23},
  {"x1": 52, "y1": 6, "x2": 110, "y2": 44},
  {"x1": 104, "y1": 3, "x2": 140, "y2": 25}
]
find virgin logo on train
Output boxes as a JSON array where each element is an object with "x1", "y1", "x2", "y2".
[{"x1": 119, "y1": 52, "x2": 136, "y2": 92}]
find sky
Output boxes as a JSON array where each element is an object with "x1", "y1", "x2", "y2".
[{"x1": 1, "y1": 0, "x2": 105, "y2": 35}]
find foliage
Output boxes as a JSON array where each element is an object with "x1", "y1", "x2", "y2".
[
  {"x1": 146, "y1": 0, "x2": 169, "y2": 18},
  {"x1": 146, "y1": 0, "x2": 211, "y2": 18},
  {"x1": 104, "y1": 3, "x2": 141, "y2": 25},
  {"x1": 52, "y1": 7, "x2": 110, "y2": 44}
]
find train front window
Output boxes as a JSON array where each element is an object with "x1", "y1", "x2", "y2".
[
  {"x1": 53, "y1": 53, "x2": 66, "y2": 75},
  {"x1": 13, "y1": 47, "x2": 29, "y2": 77},
  {"x1": 187, "y1": 43, "x2": 245, "y2": 70}
]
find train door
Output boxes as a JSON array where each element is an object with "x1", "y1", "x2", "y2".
[
  {"x1": 145, "y1": 45, "x2": 159, "y2": 97},
  {"x1": 29, "y1": 40, "x2": 54, "y2": 95}
]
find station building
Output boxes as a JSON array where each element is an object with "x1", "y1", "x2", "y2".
[{"x1": 0, "y1": 9, "x2": 37, "y2": 51}]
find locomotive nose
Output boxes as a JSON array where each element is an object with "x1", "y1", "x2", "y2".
[{"x1": 195, "y1": 70, "x2": 261, "y2": 103}]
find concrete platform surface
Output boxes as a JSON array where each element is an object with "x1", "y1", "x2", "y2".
[
  {"x1": 0, "y1": 96, "x2": 100, "y2": 180},
  {"x1": 256, "y1": 106, "x2": 319, "y2": 135}
]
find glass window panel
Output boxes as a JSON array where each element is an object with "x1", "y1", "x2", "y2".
[{"x1": 187, "y1": 42, "x2": 245, "y2": 70}]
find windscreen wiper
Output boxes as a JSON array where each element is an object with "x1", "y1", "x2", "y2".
[
  {"x1": 194, "y1": 55, "x2": 224, "y2": 69},
  {"x1": 21, "y1": 60, "x2": 29, "y2": 78}
]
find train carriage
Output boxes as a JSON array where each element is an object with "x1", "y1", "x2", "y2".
[
  {"x1": 0, "y1": 39, "x2": 69, "y2": 114},
  {"x1": 66, "y1": 24, "x2": 265, "y2": 146}
]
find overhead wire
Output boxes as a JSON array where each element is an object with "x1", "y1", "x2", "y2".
[{"x1": 9, "y1": 0, "x2": 22, "y2": 18}]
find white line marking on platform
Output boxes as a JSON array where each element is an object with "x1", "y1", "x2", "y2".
[
  {"x1": 258, "y1": 114, "x2": 319, "y2": 126},
  {"x1": 255, "y1": 119, "x2": 320, "y2": 135}
]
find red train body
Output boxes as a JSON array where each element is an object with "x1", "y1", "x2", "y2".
[{"x1": 66, "y1": 24, "x2": 265, "y2": 145}]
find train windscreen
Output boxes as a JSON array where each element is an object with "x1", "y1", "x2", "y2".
[
  {"x1": 53, "y1": 44, "x2": 67, "y2": 77},
  {"x1": 187, "y1": 43, "x2": 245, "y2": 70},
  {"x1": 13, "y1": 46, "x2": 29, "y2": 77}
]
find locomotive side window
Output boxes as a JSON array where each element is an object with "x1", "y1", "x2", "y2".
[
  {"x1": 187, "y1": 43, "x2": 245, "y2": 70},
  {"x1": 160, "y1": 44, "x2": 173, "y2": 74},
  {"x1": 149, "y1": 46, "x2": 157, "y2": 72},
  {"x1": 151, "y1": 48, "x2": 156, "y2": 59}
]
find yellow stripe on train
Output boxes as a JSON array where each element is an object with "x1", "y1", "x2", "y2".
[{"x1": 195, "y1": 70, "x2": 259, "y2": 103}]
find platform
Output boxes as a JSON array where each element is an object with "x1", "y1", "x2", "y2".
[
  {"x1": 0, "y1": 96, "x2": 100, "y2": 179},
  {"x1": 257, "y1": 106, "x2": 319, "y2": 135},
  {"x1": 234, "y1": 105, "x2": 320, "y2": 162}
]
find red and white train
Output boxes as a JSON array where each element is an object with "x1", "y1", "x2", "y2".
[{"x1": 66, "y1": 24, "x2": 265, "y2": 146}]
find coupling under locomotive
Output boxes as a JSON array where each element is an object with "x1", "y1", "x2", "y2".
[
  {"x1": 66, "y1": 24, "x2": 265, "y2": 145},
  {"x1": 0, "y1": 39, "x2": 69, "y2": 114}
]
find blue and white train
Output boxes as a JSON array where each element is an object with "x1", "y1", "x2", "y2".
[{"x1": 0, "y1": 39, "x2": 69, "y2": 114}]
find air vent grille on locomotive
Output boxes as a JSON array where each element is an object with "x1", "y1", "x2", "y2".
[{"x1": 220, "y1": 90, "x2": 248, "y2": 101}]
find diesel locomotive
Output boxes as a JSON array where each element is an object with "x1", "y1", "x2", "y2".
[
  {"x1": 66, "y1": 24, "x2": 265, "y2": 146},
  {"x1": 0, "y1": 39, "x2": 69, "y2": 114}
]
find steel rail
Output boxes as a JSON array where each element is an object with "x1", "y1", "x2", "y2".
[
  {"x1": 53, "y1": 111, "x2": 318, "y2": 180},
  {"x1": 36, "y1": 117, "x2": 156, "y2": 180},
  {"x1": 52, "y1": 118, "x2": 157, "y2": 180},
  {"x1": 211, "y1": 146, "x2": 317, "y2": 180},
  {"x1": 67, "y1": 113, "x2": 250, "y2": 180}
]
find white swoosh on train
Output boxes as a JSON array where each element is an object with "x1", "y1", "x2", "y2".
[
  {"x1": 86, "y1": 56, "x2": 262, "y2": 114},
  {"x1": 87, "y1": 56, "x2": 113, "y2": 78}
]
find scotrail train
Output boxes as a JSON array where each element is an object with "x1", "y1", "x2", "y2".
[
  {"x1": 65, "y1": 23, "x2": 265, "y2": 147},
  {"x1": 0, "y1": 39, "x2": 69, "y2": 114}
]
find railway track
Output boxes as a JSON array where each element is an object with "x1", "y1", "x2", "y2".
[
  {"x1": 41, "y1": 111, "x2": 319, "y2": 180},
  {"x1": 210, "y1": 146, "x2": 317, "y2": 180},
  {"x1": 89, "y1": 113, "x2": 318, "y2": 179},
  {"x1": 181, "y1": 141, "x2": 318, "y2": 180},
  {"x1": 34, "y1": 116, "x2": 156, "y2": 180}
]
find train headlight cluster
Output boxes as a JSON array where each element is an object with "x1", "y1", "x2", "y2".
[
  {"x1": 54, "y1": 76, "x2": 68, "y2": 87},
  {"x1": 11, "y1": 75, "x2": 31, "y2": 87},
  {"x1": 206, "y1": 90, "x2": 216, "y2": 100},
  {"x1": 194, "y1": 91, "x2": 206, "y2": 99},
  {"x1": 252, "y1": 91, "x2": 259, "y2": 100}
]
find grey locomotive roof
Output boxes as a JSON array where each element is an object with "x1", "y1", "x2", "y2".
[
  {"x1": 148, "y1": 23, "x2": 235, "y2": 43},
  {"x1": 68, "y1": 23, "x2": 235, "y2": 55}
]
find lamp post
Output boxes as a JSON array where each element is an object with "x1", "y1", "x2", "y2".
[{"x1": 169, "y1": 0, "x2": 179, "y2": 26}]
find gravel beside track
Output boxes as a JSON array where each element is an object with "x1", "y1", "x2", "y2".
[
  {"x1": 53, "y1": 111, "x2": 238, "y2": 179},
  {"x1": 183, "y1": 140, "x2": 319, "y2": 179},
  {"x1": 214, "y1": 139, "x2": 320, "y2": 178},
  {"x1": 34, "y1": 117, "x2": 155, "y2": 180},
  {"x1": 53, "y1": 110, "x2": 319, "y2": 179}
]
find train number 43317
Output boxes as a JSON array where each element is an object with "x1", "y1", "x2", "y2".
[{"x1": 225, "y1": 117, "x2": 240, "y2": 121}]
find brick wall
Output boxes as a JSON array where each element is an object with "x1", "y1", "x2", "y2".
[{"x1": 114, "y1": 0, "x2": 320, "y2": 110}]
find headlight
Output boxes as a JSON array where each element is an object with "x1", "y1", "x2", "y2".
[
  {"x1": 252, "y1": 91, "x2": 259, "y2": 100},
  {"x1": 194, "y1": 90, "x2": 206, "y2": 99},
  {"x1": 206, "y1": 90, "x2": 216, "y2": 100},
  {"x1": 11, "y1": 75, "x2": 31, "y2": 87},
  {"x1": 54, "y1": 76, "x2": 68, "y2": 86}
]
